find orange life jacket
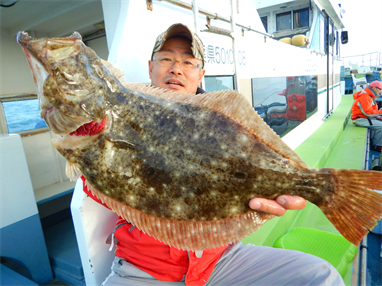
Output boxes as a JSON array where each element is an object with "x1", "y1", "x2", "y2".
[{"x1": 350, "y1": 87, "x2": 382, "y2": 120}]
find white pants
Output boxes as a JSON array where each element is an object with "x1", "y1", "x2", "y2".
[{"x1": 102, "y1": 242, "x2": 345, "y2": 286}]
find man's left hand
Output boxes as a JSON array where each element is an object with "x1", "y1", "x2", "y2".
[{"x1": 249, "y1": 196, "x2": 306, "y2": 216}]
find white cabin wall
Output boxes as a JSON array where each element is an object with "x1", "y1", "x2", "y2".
[
  {"x1": 101, "y1": 0, "x2": 122, "y2": 52},
  {"x1": 0, "y1": 33, "x2": 36, "y2": 95},
  {"x1": 86, "y1": 36, "x2": 109, "y2": 61},
  {"x1": 1, "y1": 134, "x2": 39, "y2": 227}
]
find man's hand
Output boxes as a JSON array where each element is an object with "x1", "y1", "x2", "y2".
[{"x1": 249, "y1": 196, "x2": 306, "y2": 216}]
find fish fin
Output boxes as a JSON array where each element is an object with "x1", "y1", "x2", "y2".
[
  {"x1": 66, "y1": 161, "x2": 82, "y2": 181},
  {"x1": 101, "y1": 59, "x2": 127, "y2": 86},
  {"x1": 125, "y1": 83, "x2": 309, "y2": 169},
  {"x1": 84, "y1": 179, "x2": 107, "y2": 204},
  {"x1": 88, "y1": 184, "x2": 274, "y2": 250},
  {"x1": 320, "y1": 169, "x2": 382, "y2": 246}
]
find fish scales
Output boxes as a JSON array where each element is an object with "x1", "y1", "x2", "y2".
[{"x1": 17, "y1": 31, "x2": 382, "y2": 251}]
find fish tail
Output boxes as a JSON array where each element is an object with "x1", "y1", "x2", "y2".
[{"x1": 320, "y1": 169, "x2": 382, "y2": 246}]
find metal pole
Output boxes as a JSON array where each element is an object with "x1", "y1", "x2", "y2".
[
  {"x1": 191, "y1": 0, "x2": 205, "y2": 90},
  {"x1": 230, "y1": 0, "x2": 238, "y2": 91},
  {"x1": 192, "y1": 0, "x2": 199, "y2": 34},
  {"x1": 323, "y1": 10, "x2": 330, "y2": 115},
  {"x1": 358, "y1": 128, "x2": 373, "y2": 286},
  {"x1": 360, "y1": 236, "x2": 367, "y2": 285}
]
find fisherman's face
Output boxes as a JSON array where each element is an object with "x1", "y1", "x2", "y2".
[
  {"x1": 372, "y1": 86, "x2": 381, "y2": 97},
  {"x1": 149, "y1": 37, "x2": 205, "y2": 94}
]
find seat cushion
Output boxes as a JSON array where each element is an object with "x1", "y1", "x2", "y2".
[{"x1": 274, "y1": 227, "x2": 358, "y2": 277}]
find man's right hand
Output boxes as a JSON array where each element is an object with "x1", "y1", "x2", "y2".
[{"x1": 249, "y1": 195, "x2": 306, "y2": 217}]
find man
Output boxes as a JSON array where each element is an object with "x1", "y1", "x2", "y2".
[
  {"x1": 83, "y1": 23, "x2": 344, "y2": 285},
  {"x1": 351, "y1": 80, "x2": 382, "y2": 151}
]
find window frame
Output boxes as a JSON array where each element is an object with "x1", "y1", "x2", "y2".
[
  {"x1": 204, "y1": 75, "x2": 235, "y2": 93},
  {"x1": 293, "y1": 7, "x2": 309, "y2": 29}
]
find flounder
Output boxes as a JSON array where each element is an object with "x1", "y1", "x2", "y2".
[{"x1": 17, "y1": 31, "x2": 382, "y2": 252}]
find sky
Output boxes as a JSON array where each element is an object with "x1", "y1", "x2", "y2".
[{"x1": 338, "y1": 0, "x2": 382, "y2": 59}]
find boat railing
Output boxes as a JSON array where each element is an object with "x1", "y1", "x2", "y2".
[
  {"x1": 341, "y1": 51, "x2": 382, "y2": 70},
  {"x1": 160, "y1": 0, "x2": 274, "y2": 39}
]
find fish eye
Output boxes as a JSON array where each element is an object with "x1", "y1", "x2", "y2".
[
  {"x1": 52, "y1": 65, "x2": 59, "y2": 74},
  {"x1": 76, "y1": 54, "x2": 86, "y2": 62}
]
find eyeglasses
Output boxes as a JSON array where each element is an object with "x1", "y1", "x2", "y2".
[{"x1": 153, "y1": 55, "x2": 203, "y2": 70}]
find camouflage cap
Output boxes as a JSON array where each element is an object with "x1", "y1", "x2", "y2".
[{"x1": 151, "y1": 23, "x2": 205, "y2": 68}]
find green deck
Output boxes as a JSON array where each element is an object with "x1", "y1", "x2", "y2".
[
  {"x1": 295, "y1": 94, "x2": 366, "y2": 169},
  {"x1": 241, "y1": 94, "x2": 366, "y2": 285}
]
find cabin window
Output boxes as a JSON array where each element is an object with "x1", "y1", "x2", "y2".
[
  {"x1": 329, "y1": 22, "x2": 337, "y2": 55},
  {"x1": 310, "y1": 12, "x2": 321, "y2": 52},
  {"x1": 252, "y1": 76, "x2": 318, "y2": 137},
  {"x1": 311, "y1": 12, "x2": 328, "y2": 54},
  {"x1": 276, "y1": 7, "x2": 309, "y2": 32},
  {"x1": 204, "y1": 76, "x2": 235, "y2": 92},
  {"x1": 2, "y1": 98, "x2": 46, "y2": 133},
  {"x1": 293, "y1": 8, "x2": 309, "y2": 28},
  {"x1": 261, "y1": 16, "x2": 268, "y2": 33},
  {"x1": 276, "y1": 11, "x2": 291, "y2": 31}
]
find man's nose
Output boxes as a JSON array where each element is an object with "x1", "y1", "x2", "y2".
[{"x1": 169, "y1": 60, "x2": 183, "y2": 74}]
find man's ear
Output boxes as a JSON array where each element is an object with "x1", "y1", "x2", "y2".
[
  {"x1": 148, "y1": 60, "x2": 154, "y2": 79},
  {"x1": 198, "y1": 69, "x2": 206, "y2": 86}
]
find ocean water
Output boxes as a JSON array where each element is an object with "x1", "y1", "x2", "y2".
[{"x1": 3, "y1": 99, "x2": 47, "y2": 133}]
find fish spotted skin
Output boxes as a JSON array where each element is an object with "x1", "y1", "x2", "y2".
[
  {"x1": 60, "y1": 89, "x2": 328, "y2": 222},
  {"x1": 17, "y1": 31, "x2": 382, "y2": 251}
]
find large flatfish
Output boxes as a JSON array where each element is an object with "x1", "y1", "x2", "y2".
[{"x1": 17, "y1": 31, "x2": 382, "y2": 252}]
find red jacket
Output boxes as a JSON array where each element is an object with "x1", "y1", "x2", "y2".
[
  {"x1": 351, "y1": 87, "x2": 382, "y2": 119},
  {"x1": 81, "y1": 177, "x2": 227, "y2": 285}
]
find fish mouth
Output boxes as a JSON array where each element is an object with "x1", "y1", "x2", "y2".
[
  {"x1": 51, "y1": 115, "x2": 110, "y2": 151},
  {"x1": 69, "y1": 117, "x2": 107, "y2": 137}
]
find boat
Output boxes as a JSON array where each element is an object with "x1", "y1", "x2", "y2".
[{"x1": 0, "y1": 0, "x2": 381, "y2": 285}]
